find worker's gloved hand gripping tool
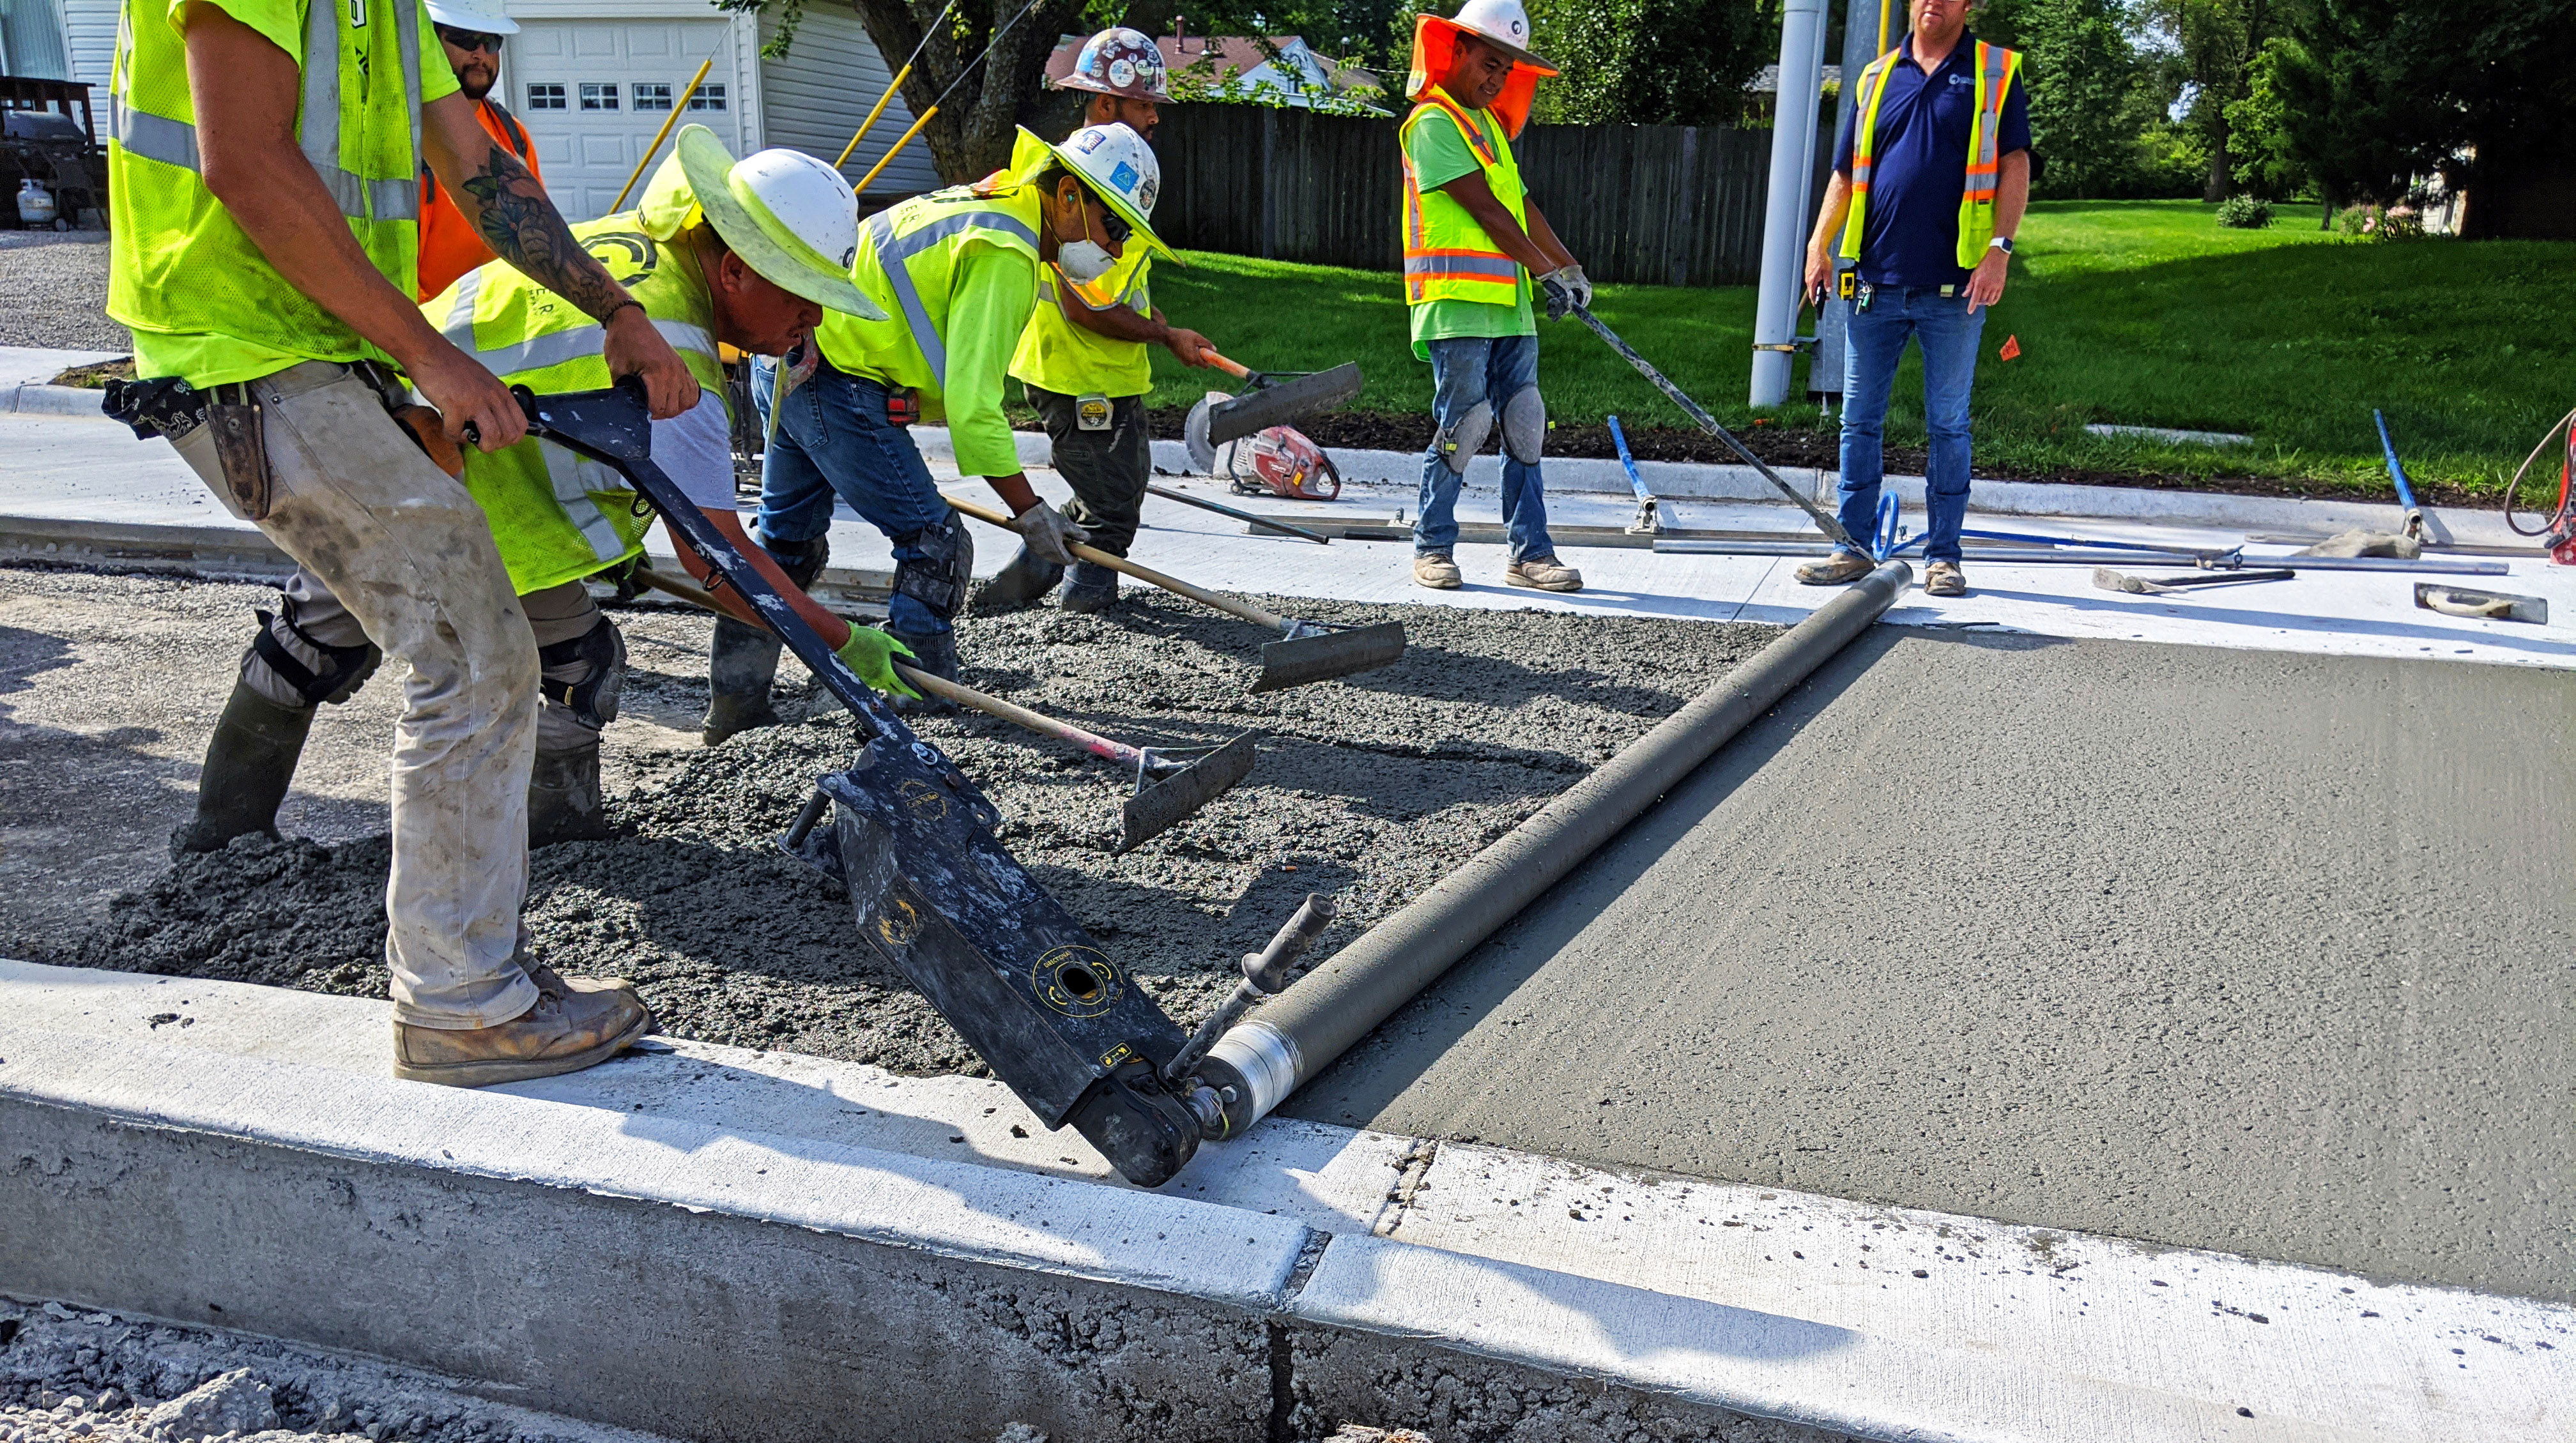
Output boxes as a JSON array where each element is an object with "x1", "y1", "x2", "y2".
[{"x1": 518, "y1": 379, "x2": 1223, "y2": 1186}]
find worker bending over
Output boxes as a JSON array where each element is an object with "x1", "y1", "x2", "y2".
[
  {"x1": 414, "y1": 0, "x2": 540, "y2": 300},
  {"x1": 721, "y1": 122, "x2": 1170, "y2": 737},
  {"x1": 178, "y1": 128, "x2": 912, "y2": 856},
  {"x1": 108, "y1": 0, "x2": 694, "y2": 1081},
  {"x1": 990, "y1": 27, "x2": 1218, "y2": 613},
  {"x1": 1400, "y1": 0, "x2": 1588, "y2": 594}
]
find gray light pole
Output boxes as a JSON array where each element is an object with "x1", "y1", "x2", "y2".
[
  {"x1": 1747, "y1": 0, "x2": 1830, "y2": 408},
  {"x1": 1812, "y1": 0, "x2": 1907, "y2": 404}
]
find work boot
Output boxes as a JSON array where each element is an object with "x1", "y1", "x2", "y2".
[
  {"x1": 1923, "y1": 560, "x2": 1968, "y2": 597},
  {"x1": 1058, "y1": 561, "x2": 1119, "y2": 614},
  {"x1": 977, "y1": 543, "x2": 1066, "y2": 613},
  {"x1": 527, "y1": 742, "x2": 614, "y2": 847},
  {"x1": 1412, "y1": 552, "x2": 1462, "y2": 590},
  {"x1": 1506, "y1": 555, "x2": 1584, "y2": 593},
  {"x1": 702, "y1": 616, "x2": 786, "y2": 745},
  {"x1": 887, "y1": 627, "x2": 960, "y2": 716},
  {"x1": 1794, "y1": 550, "x2": 1875, "y2": 586},
  {"x1": 392, "y1": 980, "x2": 654, "y2": 1088},
  {"x1": 171, "y1": 679, "x2": 316, "y2": 856}
]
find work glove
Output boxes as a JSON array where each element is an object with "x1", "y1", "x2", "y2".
[
  {"x1": 834, "y1": 625, "x2": 922, "y2": 700},
  {"x1": 1540, "y1": 265, "x2": 1592, "y2": 320},
  {"x1": 1010, "y1": 500, "x2": 1093, "y2": 567}
]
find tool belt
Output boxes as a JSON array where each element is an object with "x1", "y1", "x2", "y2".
[{"x1": 103, "y1": 361, "x2": 454, "y2": 518}]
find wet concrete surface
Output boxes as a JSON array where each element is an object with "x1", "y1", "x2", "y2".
[{"x1": 1285, "y1": 629, "x2": 2576, "y2": 1302}]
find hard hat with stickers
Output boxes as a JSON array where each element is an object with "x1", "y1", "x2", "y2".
[{"x1": 1054, "y1": 27, "x2": 1172, "y2": 103}]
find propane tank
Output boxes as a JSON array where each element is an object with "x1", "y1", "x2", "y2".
[{"x1": 15, "y1": 179, "x2": 58, "y2": 228}]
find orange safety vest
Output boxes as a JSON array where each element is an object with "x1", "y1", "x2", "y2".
[
  {"x1": 1398, "y1": 87, "x2": 1528, "y2": 307},
  {"x1": 417, "y1": 98, "x2": 540, "y2": 301},
  {"x1": 1840, "y1": 40, "x2": 2022, "y2": 270}
]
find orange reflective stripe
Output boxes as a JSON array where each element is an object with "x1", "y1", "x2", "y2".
[{"x1": 1416, "y1": 90, "x2": 1498, "y2": 167}]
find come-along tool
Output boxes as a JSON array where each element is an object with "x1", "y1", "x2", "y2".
[
  {"x1": 946, "y1": 493, "x2": 1404, "y2": 692},
  {"x1": 518, "y1": 379, "x2": 1210, "y2": 1186}
]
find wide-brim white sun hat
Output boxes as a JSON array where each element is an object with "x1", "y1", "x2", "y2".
[
  {"x1": 656, "y1": 125, "x2": 881, "y2": 319},
  {"x1": 424, "y1": 0, "x2": 519, "y2": 36},
  {"x1": 1018, "y1": 123, "x2": 1170, "y2": 260}
]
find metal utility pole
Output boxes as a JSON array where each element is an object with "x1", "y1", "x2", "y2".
[
  {"x1": 1749, "y1": 0, "x2": 1829, "y2": 408},
  {"x1": 1812, "y1": 0, "x2": 1907, "y2": 403}
]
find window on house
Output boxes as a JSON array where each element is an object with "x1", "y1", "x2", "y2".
[
  {"x1": 633, "y1": 82, "x2": 673, "y2": 112},
  {"x1": 687, "y1": 84, "x2": 727, "y2": 111},
  {"x1": 579, "y1": 82, "x2": 619, "y2": 111},
  {"x1": 526, "y1": 83, "x2": 566, "y2": 111}
]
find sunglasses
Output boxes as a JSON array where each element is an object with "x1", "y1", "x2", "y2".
[{"x1": 435, "y1": 25, "x2": 504, "y2": 52}]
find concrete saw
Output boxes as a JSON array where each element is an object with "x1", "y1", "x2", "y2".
[{"x1": 1184, "y1": 353, "x2": 1363, "y2": 471}]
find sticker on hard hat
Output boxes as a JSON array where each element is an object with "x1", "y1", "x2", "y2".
[
  {"x1": 1109, "y1": 58, "x2": 1135, "y2": 86},
  {"x1": 842, "y1": 245, "x2": 857, "y2": 266},
  {"x1": 1137, "y1": 176, "x2": 1159, "y2": 211},
  {"x1": 1074, "y1": 131, "x2": 1107, "y2": 153},
  {"x1": 1110, "y1": 161, "x2": 1140, "y2": 194}
]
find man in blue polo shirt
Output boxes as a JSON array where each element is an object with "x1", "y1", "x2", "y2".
[{"x1": 1799, "y1": 0, "x2": 2028, "y2": 597}]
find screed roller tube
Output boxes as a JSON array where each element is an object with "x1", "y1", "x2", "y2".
[{"x1": 1202, "y1": 562, "x2": 1915, "y2": 1132}]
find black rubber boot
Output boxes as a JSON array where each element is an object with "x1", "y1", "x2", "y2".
[
  {"x1": 1059, "y1": 561, "x2": 1120, "y2": 615},
  {"x1": 886, "y1": 627, "x2": 960, "y2": 715},
  {"x1": 976, "y1": 542, "x2": 1066, "y2": 613},
  {"x1": 171, "y1": 680, "x2": 316, "y2": 857},
  {"x1": 701, "y1": 537, "x2": 827, "y2": 745},
  {"x1": 528, "y1": 743, "x2": 614, "y2": 847}
]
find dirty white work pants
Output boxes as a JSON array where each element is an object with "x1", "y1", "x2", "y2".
[{"x1": 171, "y1": 361, "x2": 541, "y2": 1030}]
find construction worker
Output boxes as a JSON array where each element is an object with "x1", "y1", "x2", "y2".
[
  {"x1": 1399, "y1": 0, "x2": 1588, "y2": 595},
  {"x1": 1798, "y1": 0, "x2": 2028, "y2": 598},
  {"x1": 415, "y1": 0, "x2": 541, "y2": 300},
  {"x1": 718, "y1": 121, "x2": 1169, "y2": 738},
  {"x1": 989, "y1": 27, "x2": 1219, "y2": 613},
  {"x1": 107, "y1": 0, "x2": 696, "y2": 1083},
  {"x1": 175, "y1": 126, "x2": 910, "y2": 853}
]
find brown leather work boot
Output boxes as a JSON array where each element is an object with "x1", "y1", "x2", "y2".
[
  {"x1": 523, "y1": 959, "x2": 637, "y2": 999},
  {"x1": 1795, "y1": 550, "x2": 1876, "y2": 586},
  {"x1": 1412, "y1": 552, "x2": 1463, "y2": 590},
  {"x1": 1506, "y1": 555, "x2": 1583, "y2": 593},
  {"x1": 392, "y1": 981, "x2": 654, "y2": 1088},
  {"x1": 1924, "y1": 560, "x2": 1968, "y2": 597}
]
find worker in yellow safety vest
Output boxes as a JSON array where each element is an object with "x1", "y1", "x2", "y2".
[
  {"x1": 178, "y1": 126, "x2": 912, "y2": 856},
  {"x1": 105, "y1": 0, "x2": 697, "y2": 1084},
  {"x1": 1798, "y1": 0, "x2": 2027, "y2": 599},
  {"x1": 1398, "y1": 0, "x2": 1590, "y2": 595},
  {"x1": 991, "y1": 27, "x2": 1222, "y2": 613},
  {"x1": 719, "y1": 121, "x2": 1171, "y2": 739}
]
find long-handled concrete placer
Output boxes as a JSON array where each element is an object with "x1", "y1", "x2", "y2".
[
  {"x1": 946, "y1": 493, "x2": 1405, "y2": 692},
  {"x1": 626, "y1": 565, "x2": 1254, "y2": 851}
]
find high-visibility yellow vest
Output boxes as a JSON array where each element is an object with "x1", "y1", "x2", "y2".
[
  {"x1": 1839, "y1": 40, "x2": 2023, "y2": 271},
  {"x1": 1398, "y1": 88, "x2": 1527, "y2": 307},
  {"x1": 109, "y1": 0, "x2": 436, "y2": 384},
  {"x1": 816, "y1": 182, "x2": 1042, "y2": 402},
  {"x1": 1010, "y1": 247, "x2": 1153, "y2": 399},
  {"x1": 422, "y1": 162, "x2": 728, "y2": 595}
]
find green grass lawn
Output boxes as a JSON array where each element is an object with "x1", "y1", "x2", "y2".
[{"x1": 1141, "y1": 199, "x2": 2576, "y2": 496}]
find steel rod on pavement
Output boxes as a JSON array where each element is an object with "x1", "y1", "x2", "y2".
[
  {"x1": 1193, "y1": 561, "x2": 1915, "y2": 1134},
  {"x1": 1146, "y1": 484, "x2": 1331, "y2": 544},
  {"x1": 610, "y1": 58, "x2": 713, "y2": 213},
  {"x1": 1651, "y1": 540, "x2": 2511, "y2": 574}
]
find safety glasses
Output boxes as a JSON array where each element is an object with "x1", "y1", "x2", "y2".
[
  {"x1": 435, "y1": 25, "x2": 504, "y2": 53},
  {"x1": 1091, "y1": 193, "x2": 1131, "y2": 246}
]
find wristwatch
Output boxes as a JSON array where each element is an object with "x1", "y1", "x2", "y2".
[{"x1": 1988, "y1": 236, "x2": 2016, "y2": 255}]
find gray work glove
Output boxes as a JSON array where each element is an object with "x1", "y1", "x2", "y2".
[
  {"x1": 1540, "y1": 264, "x2": 1592, "y2": 320},
  {"x1": 1011, "y1": 500, "x2": 1092, "y2": 567}
]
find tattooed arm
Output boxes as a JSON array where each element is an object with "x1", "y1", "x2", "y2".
[{"x1": 421, "y1": 91, "x2": 699, "y2": 418}]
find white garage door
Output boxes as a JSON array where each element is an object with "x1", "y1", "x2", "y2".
[{"x1": 505, "y1": 19, "x2": 748, "y2": 222}]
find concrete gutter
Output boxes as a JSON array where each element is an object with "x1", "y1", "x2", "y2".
[{"x1": 6, "y1": 961, "x2": 2563, "y2": 1443}]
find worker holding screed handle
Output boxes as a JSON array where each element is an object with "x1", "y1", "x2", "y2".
[
  {"x1": 173, "y1": 128, "x2": 916, "y2": 860},
  {"x1": 730, "y1": 123, "x2": 1171, "y2": 737},
  {"x1": 1799, "y1": 0, "x2": 2028, "y2": 598},
  {"x1": 103, "y1": 0, "x2": 696, "y2": 1082},
  {"x1": 1402, "y1": 0, "x2": 1588, "y2": 595},
  {"x1": 992, "y1": 27, "x2": 1223, "y2": 614}
]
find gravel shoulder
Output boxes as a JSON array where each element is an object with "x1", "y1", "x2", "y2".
[{"x1": 0, "y1": 234, "x2": 127, "y2": 355}]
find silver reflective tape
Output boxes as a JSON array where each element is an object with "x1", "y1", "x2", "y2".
[
  {"x1": 867, "y1": 210, "x2": 947, "y2": 379},
  {"x1": 471, "y1": 319, "x2": 715, "y2": 379},
  {"x1": 1403, "y1": 253, "x2": 1519, "y2": 278},
  {"x1": 300, "y1": 0, "x2": 341, "y2": 181},
  {"x1": 440, "y1": 267, "x2": 484, "y2": 349},
  {"x1": 877, "y1": 208, "x2": 1039, "y2": 261},
  {"x1": 119, "y1": 109, "x2": 199, "y2": 171},
  {"x1": 540, "y1": 442, "x2": 631, "y2": 561},
  {"x1": 395, "y1": 0, "x2": 424, "y2": 193}
]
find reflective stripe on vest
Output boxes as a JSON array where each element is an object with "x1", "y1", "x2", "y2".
[
  {"x1": 1399, "y1": 91, "x2": 1525, "y2": 307},
  {"x1": 1837, "y1": 40, "x2": 2021, "y2": 271},
  {"x1": 864, "y1": 206, "x2": 1040, "y2": 380}
]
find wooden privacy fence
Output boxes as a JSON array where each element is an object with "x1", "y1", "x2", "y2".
[{"x1": 1151, "y1": 103, "x2": 1822, "y2": 287}]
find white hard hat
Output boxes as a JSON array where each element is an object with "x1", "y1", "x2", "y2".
[
  {"x1": 655, "y1": 126, "x2": 879, "y2": 317},
  {"x1": 1043, "y1": 122, "x2": 1167, "y2": 252},
  {"x1": 1447, "y1": 0, "x2": 1552, "y2": 70},
  {"x1": 424, "y1": 0, "x2": 518, "y2": 36}
]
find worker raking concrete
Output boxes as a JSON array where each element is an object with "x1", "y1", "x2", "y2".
[
  {"x1": 721, "y1": 123, "x2": 1171, "y2": 737},
  {"x1": 986, "y1": 27, "x2": 1221, "y2": 613},
  {"x1": 102, "y1": 0, "x2": 697, "y2": 1081},
  {"x1": 174, "y1": 127, "x2": 911, "y2": 853},
  {"x1": 413, "y1": 0, "x2": 540, "y2": 300},
  {"x1": 1399, "y1": 0, "x2": 1590, "y2": 595}
]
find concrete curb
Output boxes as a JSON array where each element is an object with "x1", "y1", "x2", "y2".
[{"x1": 0, "y1": 382, "x2": 111, "y2": 416}]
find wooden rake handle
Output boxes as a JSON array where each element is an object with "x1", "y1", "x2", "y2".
[{"x1": 944, "y1": 492, "x2": 1289, "y2": 632}]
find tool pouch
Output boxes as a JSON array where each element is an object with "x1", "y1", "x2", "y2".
[
  {"x1": 389, "y1": 403, "x2": 466, "y2": 478},
  {"x1": 100, "y1": 375, "x2": 208, "y2": 442},
  {"x1": 884, "y1": 386, "x2": 920, "y2": 427},
  {"x1": 1074, "y1": 393, "x2": 1113, "y2": 432},
  {"x1": 205, "y1": 386, "x2": 275, "y2": 522}
]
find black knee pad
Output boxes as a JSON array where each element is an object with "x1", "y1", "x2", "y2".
[
  {"x1": 537, "y1": 617, "x2": 627, "y2": 731},
  {"x1": 250, "y1": 600, "x2": 381, "y2": 706},
  {"x1": 891, "y1": 514, "x2": 974, "y2": 622},
  {"x1": 759, "y1": 533, "x2": 831, "y2": 590}
]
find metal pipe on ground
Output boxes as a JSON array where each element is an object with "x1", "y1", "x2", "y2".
[{"x1": 1193, "y1": 561, "x2": 1915, "y2": 1134}]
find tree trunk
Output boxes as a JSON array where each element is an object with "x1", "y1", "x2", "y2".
[{"x1": 2203, "y1": 126, "x2": 2232, "y2": 202}]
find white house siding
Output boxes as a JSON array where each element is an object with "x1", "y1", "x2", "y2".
[
  {"x1": 59, "y1": 0, "x2": 114, "y2": 98},
  {"x1": 755, "y1": 2, "x2": 938, "y2": 197}
]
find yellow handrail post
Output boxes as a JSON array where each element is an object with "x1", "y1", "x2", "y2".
[
  {"x1": 610, "y1": 57, "x2": 714, "y2": 213},
  {"x1": 834, "y1": 63, "x2": 914, "y2": 171},
  {"x1": 854, "y1": 105, "x2": 937, "y2": 195}
]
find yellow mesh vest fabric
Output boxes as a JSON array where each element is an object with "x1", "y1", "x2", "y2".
[
  {"x1": 1009, "y1": 247, "x2": 1153, "y2": 399},
  {"x1": 1398, "y1": 91, "x2": 1526, "y2": 308},
  {"x1": 815, "y1": 183, "x2": 1043, "y2": 397}
]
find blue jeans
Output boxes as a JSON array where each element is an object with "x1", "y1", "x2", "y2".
[
  {"x1": 1415, "y1": 333, "x2": 1556, "y2": 563},
  {"x1": 1837, "y1": 287, "x2": 1986, "y2": 563},
  {"x1": 753, "y1": 352, "x2": 956, "y2": 636}
]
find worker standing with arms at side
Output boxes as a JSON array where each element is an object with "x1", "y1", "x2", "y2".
[
  {"x1": 105, "y1": 0, "x2": 696, "y2": 1082},
  {"x1": 717, "y1": 122, "x2": 1169, "y2": 738},
  {"x1": 1798, "y1": 0, "x2": 2027, "y2": 598},
  {"x1": 1399, "y1": 0, "x2": 1588, "y2": 595},
  {"x1": 413, "y1": 0, "x2": 542, "y2": 300},
  {"x1": 990, "y1": 28, "x2": 1220, "y2": 613}
]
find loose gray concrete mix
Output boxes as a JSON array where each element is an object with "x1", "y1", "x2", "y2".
[
  {"x1": 0, "y1": 564, "x2": 1773, "y2": 1071},
  {"x1": 1286, "y1": 629, "x2": 2576, "y2": 1302},
  {"x1": 0, "y1": 234, "x2": 128, "y2": 355}
]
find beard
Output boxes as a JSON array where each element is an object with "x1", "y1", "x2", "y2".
[{"x1": 456, "y1": 63, "x2": 496, "y2": 101}]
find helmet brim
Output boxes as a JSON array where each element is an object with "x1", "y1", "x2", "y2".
[
  {"x1": 424, "y1": 2, "x2": 519, "y2": 34},
  {"x1": 674, "y1": 126, "x2": 882, "y2": 319},
  {"x1": 1052, "y1": 73, "x2": 1172, "y2": 102},
  {"x1": 1423, "y1": 14, "x2": 1558, "y2": 75}
]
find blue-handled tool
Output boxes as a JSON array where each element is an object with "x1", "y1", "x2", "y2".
[
  {"x1": 1607, "y1": 415, "x2": 1661, "y2": 535},
  {"x1": 2373, "y1": 409, "x2": 2425, "y2": 539}
]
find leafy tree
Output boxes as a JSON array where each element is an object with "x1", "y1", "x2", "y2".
[
  {"x1": 1520, "y1": 0, "x2": 1774, "y2": 126},
  {"x1": 2139, "y1": 0, "x2": 2261, "y2": 199},
  {"x1": 1984, "y1": 0, "x2": 2148, "y2": 197},
  {"x1": 2220, "y1": 34, "x2": 2305, "y2": 197}
]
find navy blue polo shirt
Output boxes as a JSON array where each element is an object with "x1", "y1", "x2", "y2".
[{"x1": 1831, "y1": 32, "x2": 2030, "y2": 289}]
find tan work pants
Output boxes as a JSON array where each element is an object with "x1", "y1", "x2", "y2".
[{"x1": 171, "y1": 361, "x2": 541, "y2": 1030}]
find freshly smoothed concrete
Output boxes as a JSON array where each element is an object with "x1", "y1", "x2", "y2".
[{"x1": 1287, "y1": 631, "x2": 2576, "y2": 1302}]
